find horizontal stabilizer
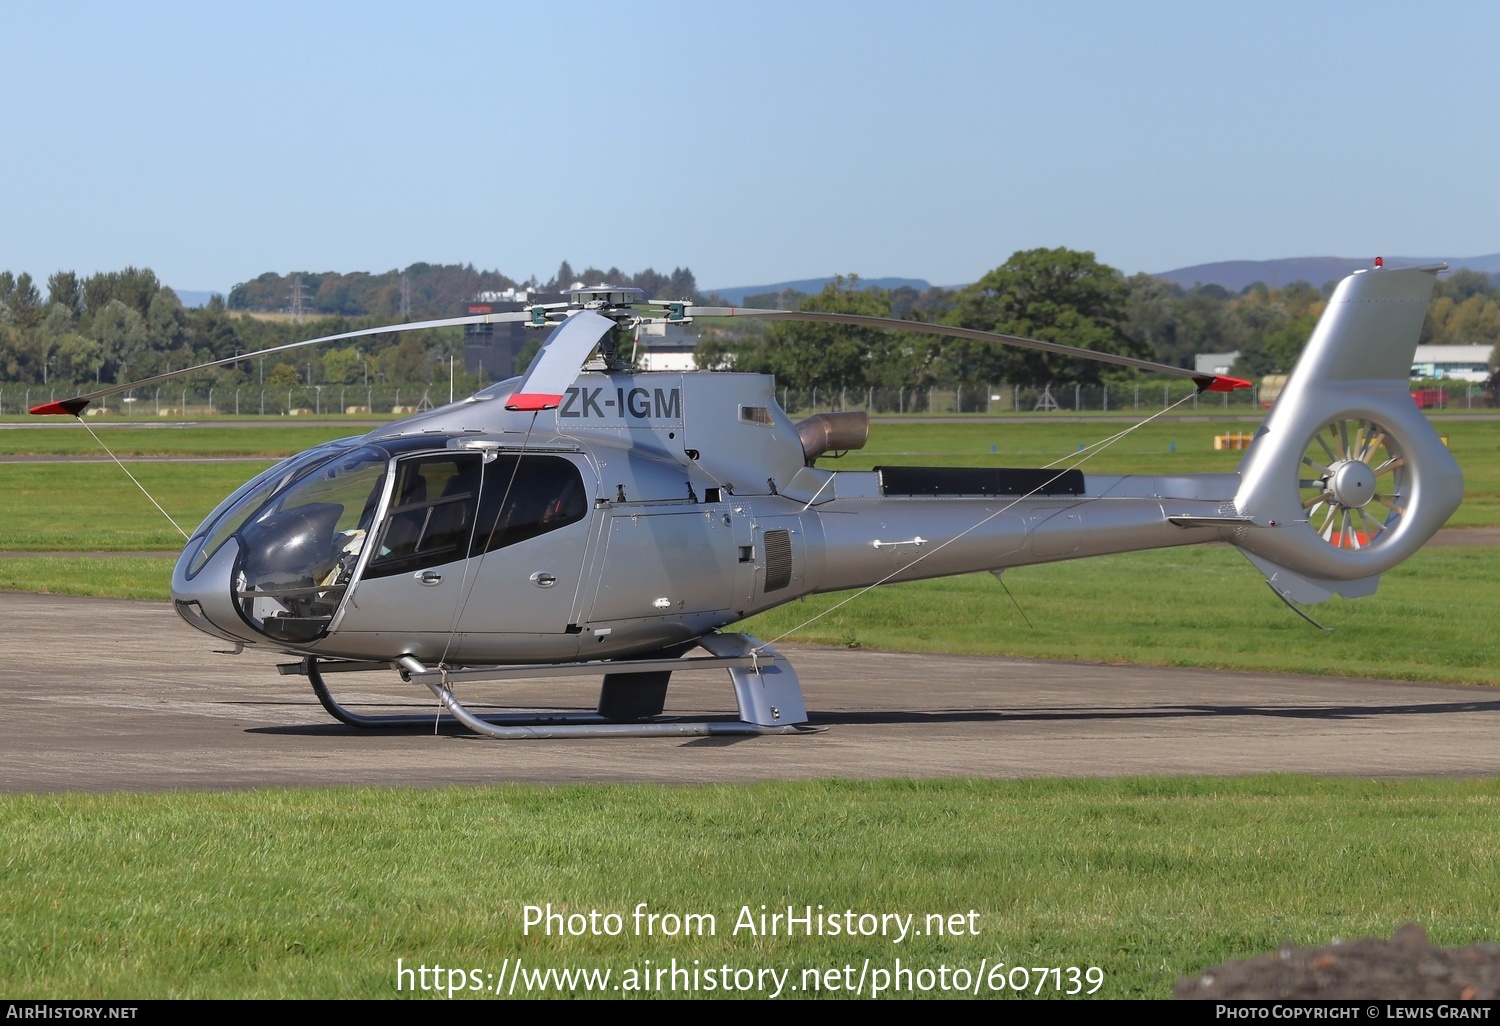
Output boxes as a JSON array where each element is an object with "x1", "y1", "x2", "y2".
[
  {"x1": 1242, "y1": 551, "x2": 1379, "y2": 604},
  {"x1": 1168, "y1": 514, "x2": 1257, "y2": 528}
]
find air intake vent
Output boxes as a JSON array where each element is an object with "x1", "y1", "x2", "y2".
[
  {"x1": 763, "y1": 529, "x2": 793, "y2": 591},
  {"x1": 740, "y1": 406, "x2": 773, "y2": 425}
]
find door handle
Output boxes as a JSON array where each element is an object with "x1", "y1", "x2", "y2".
[
  {"x1": 530, "y1": 571, "x2": 558, "y2": 588},
  {"x1": 414, "y1": 570, "x2": 443, "y2": 586}
]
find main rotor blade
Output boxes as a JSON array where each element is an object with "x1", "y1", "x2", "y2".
[
  {"x1": 29, "y1": 311, "x2": 536, "y2": 416},
  {"x1": 684, "y1": 306, "x2": 1251, "y2": 392}
]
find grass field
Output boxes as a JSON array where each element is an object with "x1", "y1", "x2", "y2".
[
  {"x1": 0, "y1": 424, "x2": 362, "y2": 456},
  {"x1": 3, "y1": 778, "x2": 1498, "y2": 999},
  {"x1": 3, "y1": 415, "x2": 1496, "y2": 1001}
]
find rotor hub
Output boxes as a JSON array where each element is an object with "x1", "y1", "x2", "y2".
[{"x1": 1328, "y1": 458, "x2": 1376, "y2": 509}]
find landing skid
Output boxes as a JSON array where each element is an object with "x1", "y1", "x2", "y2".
[{"x1": 280, "y1": 634, "x2": 814, "y2": 739}]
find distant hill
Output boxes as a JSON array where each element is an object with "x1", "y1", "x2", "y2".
[
  {"x1": 704, "y1": 276, "x2": 931, "y2": 305},
  {"x1": 1154, "y1": 254, "x2": 1500, "y2": 292},
  {"x1": 173, "y1": 290, "x2": 223, "y2": 308},
  {"x1": 179, "y1": 256, "x2": 1500, "y2": 310}
]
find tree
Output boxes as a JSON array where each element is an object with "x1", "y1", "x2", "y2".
[
  {"x1": 757, "y1": 276, "x2": 896, "y2": 391},
  {"x1": 947, "y1": 248, "x2": 1143, "y2": 386},
  {"x1": 267, "y1": 363, "x2": 301, "y2": 388},
  {"x1": 1122, "y1": 273, "x2": 1187, "y2": 367},
  {"x1": 42, "y1": 303, "x2": 74, "y2": 339},
  {"x1": 1233, "y1": 310, "x2": 1319, "y2": 377},
  {"x1": 378, "y1": 334, "x2": 432, "y2": 384},
  {"x1": 82, "y1": 267, "x2": 160, "y2": 319},
  {"x1": 6, "y1": 273, "x2": 43, "y2": 330},
  {"x1": 47, "y1": 271, "x2": 81, "y2": 315},
  {"x1": 693, "y1": 331, "x2": 736, "y2": 371},
  {"x1": 1174, "y1": 287, "x2": 1249, "y2": 359},
  {"x1": 515, "y1": 337, "x2": 544, "y2": 376},
  {"x1": 147, "y1": 288, "x2": 187, "y2": 351},
  {"x1": 53, "y1": 333, "x2": 102, "y2": 383},
  {"x1": 322, "y1": 346, "x2": 364, "y2": 385},
  {"x1": 667, "y1": 267, "x2": 698, "y2": 301},
  {"x1": 549, "y1": 261, "x2": 577, "y2": 292},
  {"x1": 1436, "y1": 269, "x2": 1496, "y2": 304},
  {"x1": 1446, "y1": 294, "x2": 1500, "y2": 346},
  {"x1": 1423, "y1": 292, "x2": 1500, "y2": 348},
  {"x1": 93, "y1": 299, "x2": 147, "y2": 381}
]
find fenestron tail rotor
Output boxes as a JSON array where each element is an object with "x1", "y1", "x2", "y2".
[{"x1": 1297, "y1": 417, "x2": 1406, "y2": 551}]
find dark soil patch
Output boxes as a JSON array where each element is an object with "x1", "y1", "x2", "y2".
[{"x1": 1177, "y1": 924, "x2": 1500, "y2": 999}]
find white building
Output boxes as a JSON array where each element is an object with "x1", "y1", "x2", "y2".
[
  {"x1": 1195, "y1": 345, "x2": 1494, "y2": 383},
  {"x1": 1409, "y1": 345, "x2": 1494, "y2": 382},
  {"x1": 634, "y1": 321, "x2": 701, "y2": 372},
  {"x1": 1195, "y1": 353, "x2": 1240, "y2": 376}
]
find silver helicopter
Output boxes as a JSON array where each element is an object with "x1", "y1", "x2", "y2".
[{"x1": 32, "y1": 262, "x2": 1462, "y2": 738}]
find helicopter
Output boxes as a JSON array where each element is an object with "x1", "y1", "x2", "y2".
[{"x1": 31, "y1": 262, "x2": 1462, "y2": 738}]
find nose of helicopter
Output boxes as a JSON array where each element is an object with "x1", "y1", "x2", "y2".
[
  {"x1": 172, "y1": 534, "x2": 259, "y2": 645},
  {"x1": 168, "y1": 442, "x2": 393, "y2": 648}
]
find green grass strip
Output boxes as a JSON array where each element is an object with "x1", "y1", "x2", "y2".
[
  {"x1": 0, "y1": 558, "x2": 177, "y2": 599},
  {"x1": 2, "y1": 779, "x2": 1497, "y2": 998},
  {"x1": 0, "y1": 425, "x2": 361, "y2": 457}
]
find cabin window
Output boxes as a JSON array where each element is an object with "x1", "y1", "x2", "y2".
[
  {"x1": 364, "y1": 453, "x2": 483, "y2": 578},
  {"x1": 358, "y1": 452, "x2": 587, "y2": 580},
  {"x1": 469, "y1": 454, "x2": 588, "y2": 556}
]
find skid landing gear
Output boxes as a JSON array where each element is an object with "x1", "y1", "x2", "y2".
[{"x1": 279, "y1": 634, "x2": 814, "y2": 739}]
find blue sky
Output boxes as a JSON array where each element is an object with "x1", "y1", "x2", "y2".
[{"x1": 3, "y1": 1, "x2": 1496, "y2": 294}]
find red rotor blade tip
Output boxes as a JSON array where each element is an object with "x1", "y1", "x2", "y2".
[
  {"x1": 30, "y1": 398, "x2": 91, "y2": 416},
  {"x1": 504, "y1": 393, "x2": 563, "y2": 412},
  {"x1": 1205, "y1": 375, "x2": 1254, "y2": 393}
]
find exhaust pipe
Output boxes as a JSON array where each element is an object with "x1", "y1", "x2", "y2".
[{"x1": 796, "y1": 411, "x2": 870, "y2": 462}]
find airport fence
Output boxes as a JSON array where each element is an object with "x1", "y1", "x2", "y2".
[
  {"x1": 0, "y1": 384, "x2": 458, "y2": 418},
  {"x1": 777, "y1": 381, "x2": 1494, "y2": 416},
  {"x1": 0, "y1": 380, "x2": 1492, "y2": 418}
]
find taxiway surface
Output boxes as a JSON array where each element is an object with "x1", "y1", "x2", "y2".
[{"x1": 2, "y1": 591, "x2": 1497, "y2": 792}]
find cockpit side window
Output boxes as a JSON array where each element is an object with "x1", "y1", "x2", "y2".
[
  {"x1": 363, "y1": 453, "x2": 483, "y2": 579},
  {"x1": 186, "y1": 446, "x2": 342, "y2": 579},
  {"x1": 230, "y1": 445, "x2": 389, "y2": 644},
  {"x1": 470, "y1": 454, "x2": 588, "y2": 557}
]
